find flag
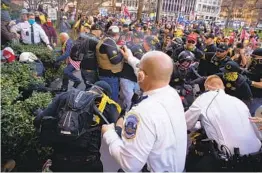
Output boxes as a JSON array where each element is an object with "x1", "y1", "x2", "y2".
[{"x1": 123, "y1": 5, "x2": 130, "y2": 18}]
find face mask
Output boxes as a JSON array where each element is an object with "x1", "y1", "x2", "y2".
[{"x1": 28, "y1": 19, "x2": 35, "y2": 25}]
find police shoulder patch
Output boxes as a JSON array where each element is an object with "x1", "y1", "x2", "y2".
[{"x1": 124, "y1": 113, "x2": 140, "y2": 139}]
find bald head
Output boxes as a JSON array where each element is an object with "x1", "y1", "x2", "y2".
[
  {"x1": 204, "y1": 75, "x2": 225, "y2": 91},
  {"x1": 59, "y1": 32, "x2": 69, "y2": 42},
  {"x1": 140, "y1": 51, "x2": 173, "y2": 82}
]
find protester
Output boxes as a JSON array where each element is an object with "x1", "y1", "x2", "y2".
[
  {"x1": 41, "y1": 17, "x2": 57, "y2": 47},
  {"x1": 1, "y1": 9, "x2": 18, "y2": 46},
  {"x1": 34, "y1": 81, "x2": 121, "y2": 172},
  {"x1": 60, "y1": 16, "x2": 71, "y2": 33},
  {"x1": 56, "y1": 33, "x2": 81, "y2": 91},
  {"x1": 80, "y1": 24, "x2": 103, "y2": 90},
  {"x1": 96, "y1": 25, "x2": 124, "y2": 102}
]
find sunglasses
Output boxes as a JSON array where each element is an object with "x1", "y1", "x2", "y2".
[{"x1": 187, "y1": 40, "x2": 196, "y2": 44}]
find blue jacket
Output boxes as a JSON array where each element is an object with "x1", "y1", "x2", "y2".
[{"x1": 56, "y1": 39, "x2": 73, "y2": 62}]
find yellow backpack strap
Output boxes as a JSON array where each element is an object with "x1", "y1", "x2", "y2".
[
  {"x1": 98, "y1": 93, "x2": 121, "y2": 113},
  {"x1": 92, "y1": 93, "x2": 121, "y2": 126}
]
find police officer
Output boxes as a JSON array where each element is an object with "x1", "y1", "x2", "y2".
[
  {"x1": 119, "y1": 32, "x2": 146, "y2": 112},
  {"x1": 80, "y1": 24, "x2": 103, "y2": 90},
  {"x1": 199, "y1": 33, "x2": 217, "y2": 76},
  {"x1": 206, "y1": 44, "x2": 231, "y2": 75},
  {"x1": 96, "y1": 25, "x2": 124, "y2": 102},
  {"x1": 217, "y1": 61, "x2": 253, "y2": 101},
  {"x1": 245, "y1": 48, "x2": 262, "y2": 114},
  {"x1": 102, "y1": 50, "x2": 187, "y2": 172},
  {"x1": 11, "y1": 12, "x2": 52, "y2": 50},
  {"x1": 185, "y1": 75, "x2": 262, "y2": 172},
  {"x1": 34, "y1": 81, "x2": 121, "y2": 172}
]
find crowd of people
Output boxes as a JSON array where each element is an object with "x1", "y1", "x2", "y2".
[{"x1": 1, "y1": 0, "x2": 262, "y2": 172}]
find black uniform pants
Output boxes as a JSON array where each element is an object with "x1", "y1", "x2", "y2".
[
  {"x1": 51, "y1": 153, "x2": 103, "y2": 172},
  {"x1": 185, "y1": 153, "x2": 221, "y2": 172}
]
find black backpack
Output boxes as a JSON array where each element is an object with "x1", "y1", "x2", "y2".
[
  {"x1": 39, "y1": 89, "x2": 101, "y2": 146},
  {"x1": 70, "y1": 38, "x2": 87, "y2": 61}
]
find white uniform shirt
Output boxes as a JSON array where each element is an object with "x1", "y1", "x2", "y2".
[
  {"x1": 11, "y1": 21, "x2": 49, "y2": 45},
  {"x1": 103, "y1": 85, "x2": 187, "y2": 172},
  {"x1": 185, "y1": 89, "x2": 262, "y2": 155}
]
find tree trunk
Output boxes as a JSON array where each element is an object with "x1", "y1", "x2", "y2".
[
  {"x1": 137, "y1": 0, "x2": 144, "y2": 21},
  {"x1": 225, "y1": 0, "x2": 237, "y2": 28},
  {"x1": 56, "y1": 0, "x2": 62, "y2": 29},
  {"x1": 75, "y1": 0, "x2": 82, "y2": 20}
]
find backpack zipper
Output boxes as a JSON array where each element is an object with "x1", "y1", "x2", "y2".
[
  {"x1": 68, "y1": 111, "x2": 72, "y2": 127},
  {"x1": 63, "y1": 112, "x2": 70, "y2": 127}
]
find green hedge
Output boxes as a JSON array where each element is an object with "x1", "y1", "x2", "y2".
[
  {"x1": 9, "y1": 43, "x2": 66, "y2": 85},
  {"x1": 1, "y1": 61, "x2": 53, "y2": 171}
]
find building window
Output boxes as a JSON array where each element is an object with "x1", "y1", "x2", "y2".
[
  {"x1": 197, "y1": 4, "x2": 201, "y2": 11},
  {"x1": 203, "y1": 5, "x2": 206, "y2": 12}
]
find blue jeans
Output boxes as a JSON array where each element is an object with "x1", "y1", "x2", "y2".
[
  {"x1": 99, "y1": 76, "x2": 119, "y2": 102},
  {"x1": 81, "y1": 70, "x2": 97, "y2": 90},
  {"x1": 62, "y1": 64, "x2": 81, "y2": 88},
  {"x1": 245, "y1": 98, "x2": 262, "y2": 116},
  {"x1": 119, "y1": 78, "x2": 140, "y2": 111}
]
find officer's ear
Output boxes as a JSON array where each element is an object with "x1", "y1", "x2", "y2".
[{"x1": 137, "y1": 70, "x2": 145, "y2": 83}]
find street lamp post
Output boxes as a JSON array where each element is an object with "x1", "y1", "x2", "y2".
[{"x1": 156, "y1": 0, "x2": 162, "y2": 22}]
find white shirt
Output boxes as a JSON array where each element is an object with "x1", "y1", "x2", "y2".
[
  {"x1": 185, "y1": 89, "x2": 262, "y2": 155},
  {"x1": 103, "y1": 85, "x2": 187, "y2": 172},
  {"x1": 11, "y1": 21, "x2": 50, "y2": 45}
]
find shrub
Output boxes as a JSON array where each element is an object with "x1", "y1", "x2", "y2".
[
  {"x1": 8, "y1": 43, "x2": 65, "y2": 85},
  {"x1": 1, "y1": 62, "x2": 53, "y2": 171}
]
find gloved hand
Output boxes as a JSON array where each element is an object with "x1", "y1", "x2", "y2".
[{"x1": 47, "y1": 45, "x2": 53, "y2": 50}]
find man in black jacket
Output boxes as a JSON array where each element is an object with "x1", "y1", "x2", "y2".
[
  {"x1": 173, "y1": 34, "x2": 204, "y2": 62},
  {"x1": 34, "y1": 81, "x2": 121, "y2": 172},
  {"x1": 198, "y1": 33, "x2": 217, "y2": 76},
  {"x1": 80, "y1": 24, "x2": 103, "y2": 90}
]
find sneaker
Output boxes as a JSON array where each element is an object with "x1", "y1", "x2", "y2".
[{"x1": 73, "y1": 81, "x2": 81, "y2": 88}]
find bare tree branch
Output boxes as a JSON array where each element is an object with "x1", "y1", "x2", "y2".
[{"x1": 86, "y1": 0, "x2": 109, "y2": 15}]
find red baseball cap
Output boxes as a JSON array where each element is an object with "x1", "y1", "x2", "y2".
[
  {"x1": 187, "y1": 34, "x2": 197, "y2": 43},
  {"x1": 2, "y1": 47, "x2": 15, "y2": 63}
]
